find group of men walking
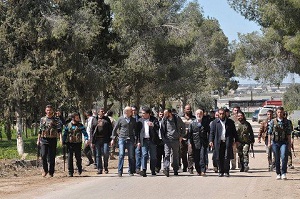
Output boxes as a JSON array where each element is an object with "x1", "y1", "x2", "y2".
[{"x1": 36, "y1": 104, "x2": 294, "y2": 180}]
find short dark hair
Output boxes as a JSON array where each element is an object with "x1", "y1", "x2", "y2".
[
  {"x1": 46, "y1": 105, "x2": 53, "y2": 109},
  {"x1": 71, "y1": 112, "x2": 79, "y2": 119},
  {"x1": 86, "y1": 110, "x2": 93, "y2": 116},
  {"x1": 276, "y1": 107, "x2": 284, "y2": 112},
  {"x1": 237, "y1": 110, "x2": 245, "y2": 117},
  {"x1": 142, "y1": 106, "x2": 151, "y2": 114},
  {"x1": 267, "y1": 109, "x2": 274, "y2": 114},
  {"x1": 131, "y1": 105, "x2": 138, "y2": 110},
  {"x1": 106, "y1": 110, "x2": 113, "y2": 116},
  {"x1": 233, "y1": 106, "x2": 240, "y2": 110}
]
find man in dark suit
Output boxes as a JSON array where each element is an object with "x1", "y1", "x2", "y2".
[
  {"x1": 132, "y1": 105, "x2": 141, "y2": 173},
  {"x1": 137, "y1": 107, "x2": 160, "y2": 177},
  {"x1": 209, "y1": 108, "x2": 239, "y2": 177},
  {"x1": 111, "y1": 106, "x2": 137, "y2": 177}
]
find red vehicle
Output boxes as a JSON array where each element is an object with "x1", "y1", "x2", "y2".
[{"x1": 262, "y1": 100, "x2": 282, "y2": 107}]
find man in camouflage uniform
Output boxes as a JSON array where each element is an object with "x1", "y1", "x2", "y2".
[
  {"x1": 63, "y1": 112, "x2": 88, "y2": 177},
  {"x1": 258, "y1": 109, "x2": 275, "y2": 171},
  {"x1": 229, "y1": 106, "x2": 240, "y2": 170},
  {"x1": 236, "y1": 111, "x2": 254, "y2": 172},
  {"x1": 268, "y1": 107, "x2": 292, "y2": 180},
  {"x1": 37, "y1": 105, "x2": 62, "y2": 177}
]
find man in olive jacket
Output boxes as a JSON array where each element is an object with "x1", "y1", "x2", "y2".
[{"x1": 209, "y1": 108, "x2": 239, "y2": 177}]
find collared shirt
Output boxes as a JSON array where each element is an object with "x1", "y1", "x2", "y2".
[
  {"x1": 220, "y1": 119, "x2": 226, "y2": 141},
  {"x1": 158, "y1": 119, "x2": 162, "y2": 139},
  {"x1": 124, "y1": 115, "x2": 130, "y2": 123},
  {"x1": 144, "y1": 119, "x2": 150, "y2": 138}
]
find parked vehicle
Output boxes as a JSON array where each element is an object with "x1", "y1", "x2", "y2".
[
  {"x1": 252, "y1": 109, "x2": 259, "y2": 122},
  {"x1": 257, "y1": 107, "x2": 272, "y2": 123}
]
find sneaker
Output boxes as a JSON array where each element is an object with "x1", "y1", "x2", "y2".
[
  {"x1": 276, "y1": 174, "x2": 281, "y2": 180},
  {"x1": 163, "y1": 169, "x2": 169, "y2": 177},
  {"x1": 281, "y1": 174, "x2": 287, "y2": 180}
]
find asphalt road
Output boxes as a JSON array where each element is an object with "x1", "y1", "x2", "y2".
[{"x1": 7, "y1": 121, "x2": 300, "y2": 199}]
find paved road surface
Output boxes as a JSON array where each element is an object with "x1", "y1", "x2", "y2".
[{"x1": 6, "y1": 121, "x2": 300, "y2": 199}]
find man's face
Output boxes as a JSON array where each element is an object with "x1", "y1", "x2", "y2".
[
  {"x1": 276, "y1": 109, "x2": 284, "y2": 119},
  {"x1": 98, "y1": 109, "x2": 105, "y2": 118},
  {"x1": 215, "y1": 112, "x2": 219, "y2": 118},
  {"x1": 132, "y1": 108, "x2": 137, "y2": 116},
  {"x1": 218, "y1": 110, "x2": 225, "y2": 120},
  {"x1": 124, "y1": 108, "x2": 132, "y2": 117},
  {"x1": 45, "y1": 107, "x2": 53, "y2": 117},
  {"x1": 267, "y1": 112, "x2": 273, "y2": 120},
  {"x1": 233, "y1": 108, "x2": 239, "y2": 116},
  {"x1": 195, "y1": 111, "x2": 203, "y2": 120},
  {"x1": 163, "y1": 110, "x2": 170, "y2": 118},
  {"x1": 184, "y1": 105, "x2": 191, "y2": 115},
  {"x1": 142, "y1": 111, "x2": 150, "y2": 119},
  {"x1": 237, "y1": 113, "x2": 244, "y2": 122},
  {"x1": 158, "y1": 112, "x2": 164, "y2": 119},
  {"x1": 74, "y1": 115, "x2": 80, "y2": 123}
]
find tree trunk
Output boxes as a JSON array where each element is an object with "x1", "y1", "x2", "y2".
[{"x1": 16, "y1": 103, "x2": 24, "y2": 156}]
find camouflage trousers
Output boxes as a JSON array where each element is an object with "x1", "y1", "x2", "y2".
[{"x1": 237, "y1": 143, "x2": 250, "y2": 167}]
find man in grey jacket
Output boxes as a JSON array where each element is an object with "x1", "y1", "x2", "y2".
[
  {"x1": 160, "y1": 109, "x2": 185, "y2": 177},
  {"x1": 111, "y1": 106, "x2": 137, "y2": 177}
]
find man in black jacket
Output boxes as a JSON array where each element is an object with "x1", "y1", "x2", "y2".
[
  {"x1": 209, "y1": 108, "x2": 239, "y2": 177},
  {"x1": 160, "y1": 109, "x2": 185, "y2": 177},
  {"x1": 137, "y1": 107, "x2": 160, "y2": 177},
  {"x1": 188, "y1": 109, "x2": 210, "y2": 176}
]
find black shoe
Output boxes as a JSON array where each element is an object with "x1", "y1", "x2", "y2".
[
  {"x1": 183, "y1": 168, "x2": 187, "y2": 172},
  {"x1": 163, "y1": 169, "x2": 169, "y2": 177},
  {"x1": 104, "y1": 169, "x2": 109, "y2": 174},
  {"x1": 136, "y1": 169, "x2": 140, "y2": 174},
  {"x1": 155, "y1": 167, "x2": 160, "y2": 173},
  {"x1": 129, "y1": 173, "x2": 134, "y2": 176},
  {"x1": 188, "y1": 169, "x2": 194, "y2": 174},
  {"x1": 49, "y1": 173, "x2": 54, "y2": 177},
  {"x1": 78, "y1": 169, "x2": 82, "y2": 175},
  {"x1": 225, "y1": 173, "x2": 230, "y2": 177},
  {"x1": 151, "y1": 170, "x2": 156, "y2": 176},
  {"x1": 140, "y1": 170, "x2": 147, "y2": 177},
  {"x1": 97, "y1": 170, "x2": 103, "y2": 174},
  {"x1": 69, "y1": 173, "x2": 73, "y2": 177},
  {"x1": 240, "y1": 167, "x2": 245, "y2": 172},
  {"x1": 174, "y1": 171, "x2": 179, "y2": 176},
  {"x1": 218, "y1": 173, "x2": 224, "y2": 177}
]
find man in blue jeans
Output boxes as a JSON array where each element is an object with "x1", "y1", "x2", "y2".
[
  {"x1": 137, "y1": 107, "x2": 160, "y2": 177},
  {"x1": 268, "y1": 107, "x2": 292, "y2": 180},
  {"x1": 111, "y1": 106, "x2": 137, "y2": 177}
]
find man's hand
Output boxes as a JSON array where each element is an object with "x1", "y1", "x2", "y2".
[
  {"x1": 209, "y1": 142, "x2": 214, "y2": 148},
  {"x1": 110, "y1": 139, "x2": 114, "y2": 146},
  {"x1": 137, "y1": 143, "x2": 141, "y2": 148},
  {"x1": 179, "y1": 137, "x2": 183, "y2": 142},
  {"x1": 36, "y1": 139, "x2": 40, "y2": 146}
]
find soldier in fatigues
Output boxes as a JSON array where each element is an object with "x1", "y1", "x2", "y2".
[
  {"x1": 63, "y1": 112, "x2": 88, "y2": 177},
  {"x1": 268, "y1": 107, "x2": 292, "y2": 180},
  {"x1": 37, "y1": 105, "x2": 62, "y2": 177},
  {"x1": 236, "y1": 111, "x2": 254, "y2": 172}
]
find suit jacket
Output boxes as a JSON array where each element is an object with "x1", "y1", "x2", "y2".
[
  {"x1": 160, "y1": 114, "x2": 185, "y2": 141},
  {"x1": 188, "y1": 116, "x2": 210, "y2": 149},
  {"x1": 137, "y1": 116, "x2": 160, "y2": 146},
  {"x1": 209, "y1": 118, "x2": 238, "y2": 160}
]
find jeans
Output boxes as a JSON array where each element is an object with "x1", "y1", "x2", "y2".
[
  {"x1": 164, "y1": 140, "x2": 180, "y2": 171},
  {"x1": 40, "y1": 138, "x2": 57, "y2": 175},
  {"x1": 95, "y1": 139, "x2": 109, "y2": 171},
  {"x1": 141, "y1": 139, "x2": 157, "y2": 172},
  {"x1": 118, "y1": 137, "x2": 135, "y2": 174},
  {"x1": 272, "y1": 141, "x2": 288, "y2": 175},
  {"x1": 135, "y1": 146, "x2": 142, "y2": 171}
]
